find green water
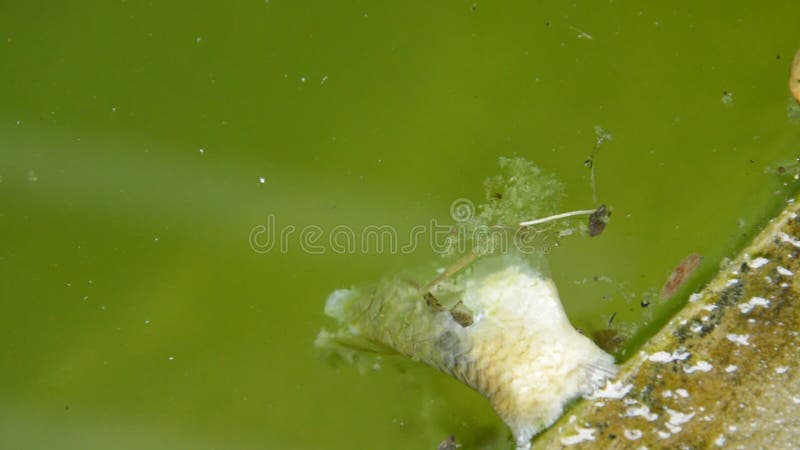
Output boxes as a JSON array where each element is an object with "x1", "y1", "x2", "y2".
[{"x1": 2, "y1": 1, "x2": 799, "y2": 449}]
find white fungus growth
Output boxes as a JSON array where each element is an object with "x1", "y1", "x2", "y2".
[
  {"x1": 648, "y1": 350, "x2": 690, "y2": 363},
  {"x1": 726, "y1": 334, "x2": 750, "y2": 346},
  {"x1": 624, "y1": 404, "x2": 659, "y2": 421},
  {"x1": 623, "y1": 429, "x2": 643, "y2": 440},
  {"x1": 684, "y1": 361, "x2": 713, "y2": 374},
  {"x1": 560, "y1": 426, "x2": 596, "y2": 445},
  {"x1": 779, "y1": 232, "x2": 800, "y2": 248},
  {"x1": 747, "y1": 257, "x2": 770, "y2": 268},
  {"x1": 738, "y1": 296, "x2": 771, "y2": 314},
  {"x1": 589, "y1": 380, "x2": 632, "y2": 399}
]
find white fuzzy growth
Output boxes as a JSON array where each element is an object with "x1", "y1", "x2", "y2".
[
  {"x1": 460, "y1": 257, "x2": 617, "y2": 449},
  {"x1": 737, "y1": 296, "x2": 770, "y2": 314},
  {"x1": 648, "y1": 350, "x2": 690, "y2": 363},
  {"x1": 747, "y1": 257, "x2": 770, "y2": 268},
  {"x1": 324, "y1": 289, "x2": 355, "y2": 322}
]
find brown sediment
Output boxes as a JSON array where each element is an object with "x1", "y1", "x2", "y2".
[
  {"x1": 791, "y1": 48, "x2": 800, "y2": 103},
  {"x1": 659, "y1": 253, "x2": 703, "y2": 300}
]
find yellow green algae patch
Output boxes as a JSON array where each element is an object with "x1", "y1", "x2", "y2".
[{"x1": 532, "y1": 196, "x2": 800, "y2": 449}]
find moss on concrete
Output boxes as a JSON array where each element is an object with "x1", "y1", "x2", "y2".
[{"x1": 532, "y1": 197, "x2": 800, "y2": 449}]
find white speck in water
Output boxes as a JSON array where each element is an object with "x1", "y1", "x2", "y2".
[
  {"x1": 100, "y1": 305, "x2": 106, "y2": 311},
  {"x1": 689, "y1": 293, "x2": 702, "y2": 303},
  {"x1": 300, "y1": 76, "x2": 306, "y2": 83},
  {"x1": 195, "y1": 36, "x2": 202, "y2": 43},
  {"x1": 725, "y1": 278, "x2": 739, "y2": 287},
  {"x1": 111, "y1": 106, "x2": 117, "y2": 112},
  {"x1": 748, "y1": 257, "x2": 769, "y2": 268},
  {"x1": 791, "y1": 396, "x2": 800, "y2": 404},
  {"x1": 702, "y1": 304, "x2": 718, "y2": 312},
  {"x1": 725, "y1": 365, "x2": 738, "y2": 373},
  {"x1": 144, "y1": 320, "x2": 150, "y2": 325},
  {"x1": 560, "y1": 426, "x2": 596, "y2": 445},
  {"x1": 684, "y1": 360, "x2": 713, "y2": 374},
  {"x1": 588, "y1": 380, "x2": 632, "y2": 399},
  {"x1": 721, "y1": 91, "x2": 734, "y2": 105},
  {"x1": 258, "y1": 176, "x2": 266, "y2": 184},
  {"x1": 738, "y1": 296, "x2": 770, "y2": 314},
  {"x1": 168, "y1": 356, "x2": 174, "y2": 361},
  {"x1": 320, "y1": 74, "x2": 328, "y2": 85},
  {"x1": 26, "y1": 170, "x2": 38, "y2": 182},
  {"x1": 82, "y1": 296, "x2": 89, "y2": 301},
  {"x1": 623, "y1": 429, "x2": 643, "y2": 441},
  {"x1": 777, "y1": 266, "x2": 793, "y2": 276},
  {"x1": 714, "y1": 435, "x2": 726, "y2": 446},
  {"x1": 153, "y1": 236, "x2": 160, "y2": 242},
  {"x1": 779, "y1": 232, "x2": 800, "y2": 248},
  {"x1": 675, "y1": 389, "x2": 689, "y2": 398},
  {"x1": 775, "y1": 366, "x2": 789, "y2": 374},
  {"x1": 662, "y1": 390, "x2": 673, "y2": 398},
  {"x1": 656, "y1": 430, "x2": 671, "y2": 439},
  {"x1": 726, "y1": 333, "x2": 750, "y2": 346},
  {"x1": 198, "y1": 148, "x2": 205, "y2": 155},
  {"x1": 648, "y1": 350, "x2": 690, "y2": 363}
]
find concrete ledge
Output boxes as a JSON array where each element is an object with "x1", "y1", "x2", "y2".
[{"x1": 533, "y1": 198, "x2": 800, "y2": 449}]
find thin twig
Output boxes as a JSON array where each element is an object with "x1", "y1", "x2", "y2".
[
  {"x1": 422, "y1": 252, "x2": 479, "y2": 292},
  {"x1": 519, "y1": 209, "x2": 596, "y2": 227}
]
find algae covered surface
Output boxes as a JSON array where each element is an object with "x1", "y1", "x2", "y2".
[
  {"x1": 533, "y1": 196, "x2": 800, "y2": 449},
  {"x1": 1, "y1": 1, "x2": 800, "y2": 449}
]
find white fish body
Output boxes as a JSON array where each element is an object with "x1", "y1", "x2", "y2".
[{"x1": 318, "y1": 254, "x2": 617, "y2": 449}]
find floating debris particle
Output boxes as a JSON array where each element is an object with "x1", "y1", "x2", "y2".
[
  {"x1": 26, "y1": 170, "x2": 38, "y2": 182},
  {"x1": 436, "y1": 435, "x2": 459, "y2": 450},
  {"x1": 588, "y1": 204, "x2": 610, "y2": 237},
  {"x1": 660, "y1": 253, "x2": 703, "y2": 299},
  {"x1": 258, "y1": 176, "x2": 266, "y2": 184},
  {"x1": 721, "y1": 90, "x2": 734, "y2": 105}
]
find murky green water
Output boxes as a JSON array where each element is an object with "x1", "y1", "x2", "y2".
[{"x1": 2, "y1": 1, "x2": 799, "y2": 449}]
